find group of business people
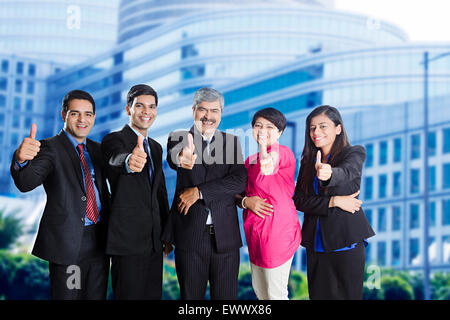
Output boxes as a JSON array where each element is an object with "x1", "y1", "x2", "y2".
[{"x1": 10, "y1": 84, "x2": 374, "y2": 300}]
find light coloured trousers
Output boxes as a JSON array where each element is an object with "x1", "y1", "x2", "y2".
[{"x1": 250, "y1": 256, "x2": 294, "y2": 300}]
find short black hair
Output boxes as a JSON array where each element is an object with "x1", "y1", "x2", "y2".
[
  {"x1": 62, "y1": 90, "x2": 95, "y2": 114},
  {"x1": 251, "y1": 107, "x2": 286, "y2": 132},
  {"x1": 127, "y1": 84, "x2": 158, "y2": 107}
]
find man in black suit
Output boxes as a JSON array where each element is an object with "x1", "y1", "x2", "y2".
[
  {"x1": 163, "y1": 87, "x2": 246, "y2": 299},
  {"x1": 10, "y1": 90, "x2": 110, "y2": 300},
  {"x1": 101, "y1": 84, "x2": 170, "y2": 300}
]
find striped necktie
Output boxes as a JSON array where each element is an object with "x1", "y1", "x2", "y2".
[{"x1": 77, "y1": 144, "x2": 99, "y2": 223}]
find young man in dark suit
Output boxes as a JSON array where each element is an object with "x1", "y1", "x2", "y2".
[
  {"x1": 101, "y1": 84, "x2": 170, "y2": 300},
  {"x1": 10, "y1": 90, "x2": 110, "y2": 300},
  {"x1": 163, "y1": 87, "x2": 247, "y2": 299}
]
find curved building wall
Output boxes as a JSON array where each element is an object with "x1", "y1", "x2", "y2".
[
  {"x1": 118, "y1": 0, "x2": 336, "y2": 43},
  {"x1": 0, "y1": 0, "x2": 119, "y2": 64},
  {"x1": 47, "y1": 4, "x2": 409, "y2": 138}
]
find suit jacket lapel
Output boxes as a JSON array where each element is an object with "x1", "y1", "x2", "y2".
[
  {"x1": 149, "y1": 138, "x2": 161, "y2": 191},
  {"x1": 57, "y1": 130, "x2": 84, "y2": 192}
]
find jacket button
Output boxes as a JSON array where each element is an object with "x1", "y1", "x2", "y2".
[
  {"x1": 81, "y1": 196, "x2": 87, "y2": 201},
  {"x1": 81, "y1": 217, "x2": 85, "y2": 222}
]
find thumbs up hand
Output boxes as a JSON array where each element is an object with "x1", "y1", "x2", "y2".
[
  {"x1": 179, "y1": 133, "x2": 197, "y2": 170},
  {"x1": 15, "y1": 123, "x2": 41, "y2": 163},
  {"x1": 315, "y1": 150, "x2": 332, "y2": 181},
  {"x1": 128, "y1": 135, "x2": 147, "y2": 173}
]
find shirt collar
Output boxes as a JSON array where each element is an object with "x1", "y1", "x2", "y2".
[
  {"x1": 127, "y1": 124, "x2": 149, "y2": 140},
  {"x1": 63, "y1": 129, "x2": 86, "y2": 149}
]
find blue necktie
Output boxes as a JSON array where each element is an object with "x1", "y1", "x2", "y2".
[{"x1": 142, "y1": 138, "x2": 153, "y2": 183}]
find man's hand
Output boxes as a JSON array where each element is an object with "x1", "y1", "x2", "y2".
[
  {"x1": 334, "y1": 191, "x2": 362, "y2": 214},
  {"x1": 15, "y1": 124, "x2": 41, "y2": 164},
  {"x1": 178, "y1": 187, "x2": 200, "y2": 215},
  {"x1": 315, "y1": 150, "x2": 332, "y2": 181},
  {"x1": 179, "y1": 133, "x2": 197, "y2": 170},
  {"x1": 244, "y1": 196, "x2": 273, "y2": 219},
  {"x1": 128, "y1": 135, "x2": 147, "y2": 173}
]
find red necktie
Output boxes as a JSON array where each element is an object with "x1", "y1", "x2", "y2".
[{"x1": 77, "y1": 144, "x2": 99, "y2": 224}]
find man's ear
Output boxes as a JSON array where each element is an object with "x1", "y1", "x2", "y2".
[
  {"x1": 61, "y1": 111, "x2": 67, "y2": 122},
  {"x1": 125, "y1": 105, "x2": 131, "y2": 116}
]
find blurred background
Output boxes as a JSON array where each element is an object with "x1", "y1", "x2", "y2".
[{"x1": 0, "y1": 0, "x2": 450, "y2": 300}]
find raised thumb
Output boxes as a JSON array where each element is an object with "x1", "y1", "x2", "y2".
[
  {"x1": 137, "y1": 135, "x2": 144, "y2": 152},
  {"x1": 30, "y1": 123, "x2": 37, "y2": 139}
]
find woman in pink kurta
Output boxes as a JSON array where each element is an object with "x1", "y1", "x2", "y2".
[{"x1": 237, "y1": 107, "x2": 301, "y2": 300}]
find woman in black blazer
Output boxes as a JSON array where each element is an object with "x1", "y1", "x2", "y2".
[{"x1": 293, "y1": 105, "x2": 375, "y2": 300}]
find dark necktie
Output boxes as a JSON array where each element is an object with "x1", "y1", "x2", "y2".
[
  {"x1": 77, "y1": 144, "x2": 99, "y2": 224},
  {"x1": 142, "y1": 138, "x2": 153, "y2": 183}
]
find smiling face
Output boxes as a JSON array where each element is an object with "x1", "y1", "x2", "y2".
[
  {"x1": 252, "y1": 117, "x2": 282, "y2": 146},
  {"x1": 193, "y1": 100, "x2": 222, "y2": 137},
  {"x1": 62, "y1": 98, "x2": 95, "y2": 143},
  {"x1": 126, "y1": 94, "x2": 157, "y2": 136},
  {"x1": 309, "y1": 112, "x2": 342, "y2": 156}
]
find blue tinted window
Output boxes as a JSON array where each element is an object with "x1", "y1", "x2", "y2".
[
  {"x1": 1, "y1": 60, "x2": 8, "y2": 73},
  {"x1": 365, "y1": 143, "x2": 373, "y2": 167},
  {"x1": 379, "y1": 140, "x2": 388, "y2": 165},
  {"x1": 28, "y1": 64, "x2": 36, "y2": 76},
  {"x1": 0, "y1": 77, "x2": 7, "y2": 91},
  {"x1": 379, "y1": 174, "x2": 387, "y2": 198},
  {"x1": 428, "y1": 131, "x2": 436, "y2": 156},
  {"x1": 392, "y1": 240, "x2": 401, "y2": 267},
  {"x1": 393, "y1": 171, "x2": 401, "y2": 196},
  {"x1": 443, "y1": 163, "x2": 450, "y2": 189},
  {"x1": 429, "y1": 166, "x2": 436, "y2": 191},
  {"x1": 364, "y1": 176, "x2": 373, "y2": 200},
  {"x1": 16, "y1": 62, "x2": 24, "y2": 74},
  {"x1": 410, "y1": 169, "x2": 420, "y2": 194},
  {"x1": 392, "y1": 206, "x2": 401, "y2": 231},
  {"x1": 378, "y1": 207, "x2": 386, "y2": 232},
  {"x1": 410, "y1": 203, "x2": 420, "y2": 229},
  {"x1": 411, "y1": 134, "x2": 421, "y2": 160},
  {"x1": 393, "y1": 138, "x2": 402, "y2": 162},
  {"x1": 443, "y1": 199, "x2": 450, "y2": 225},
  {"x1": 444, "y1": 128, "x2": 450, "y2": 154}
]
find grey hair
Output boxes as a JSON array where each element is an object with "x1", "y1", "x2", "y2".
[{"x1": 192, "y1": 87, "x2": 224, "y2": 110}]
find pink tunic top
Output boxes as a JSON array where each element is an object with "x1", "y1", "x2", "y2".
[{"x1": 243, "y1": 143, "x2": 301, "y2": 268}]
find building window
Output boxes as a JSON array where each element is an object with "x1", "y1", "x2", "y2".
[
  {"x1": 0, "y1": 94, "x2": 5, "y2": 108},
  {"x1": 392, "y1": 206, "x2": 401, "y2": 231},
  {"x1": 429, "y1": 165, "x2": 436, "y2": 191},
  {"x1": 379, "y1": 140, "x2": 388, "y2": 165},
  {"x1": 0, "y1": 77, "x2": 7, "y2": 91},
  {"x1": 364, "y1": 176, "x2": 373, "y2": 200},
  {"x1": 428, "y1": 131, "x2": 436, "y2": 156},
  {"x1": 378, "y1": 207, "x2": 386, "y2": 232},
  {"x1": 25, "y1": 99, "x2": 33, "y2": 111},
  {"x1": 443, "y1": 199, "x2": 450, "y2": 226},
  {"x1": 410, "y1": 203, "x2": 420, "y2": 229},
  {"x1": 430, "y1": 201, "x2": 436, "y2": 227},
  {"x1": 411, "y1": 134, "x2": 421, "y2": 160},
  {"x1": 410, "y1": 168, "x2": 420, "y2": 194},
  {"x1": 12, "y1": 115, "x2": 20, "y2": 128},
  {"x1": 15, "y1": 79, "x2": 22, "y2": 93},
  {"x1": 26, "y1": 81, "x2": 35, "y2": 95},
  {"x1": 10, "y1": 132, "x2": 18, "y2": 145},
  {"x1": 377, "y1": 241, "x2": 386, "y2": 266},
  {"x1": 443, "y1": 236, "x2": 450, "y2": 263},
  {"x1": 378, "y1": 174, "x2": 387, "y2": 198},
  {"x1": 392, "y1": 240, "x2": 401, "y2": 267},
  {"x1": 14, "y1": 97, "x2": 21, "y2": 110},
  {"x1": 28, "y1": 64, "x2": 36, "y2": 77},
  {"x1": 365, "y1": 143, "x2": 373, "y2": 167},
  {"x1": 409, "y1": 238, "x2": 420, "y2": 266},
  {"x1": 393, "y1": 171, "x2": 401, "y2": 196},
  {"x1": 444, "y1": 128, "x2": 450, "y2": 154},
  {"x1": 0, "y1": 113, "x2": 4, "y2": 126},
  {"x1": 443, "y1": 164, "x2": 450, "y2": 189},
  {"x1": 16, "y1": 61, "x2": 24, "y2": 74},
  {"x1": 393, "y1": 138, "x2": 402, "y2": 163},
  {"x1": 1, "y1": 60, "x2": 8, "y2": 73},
  {"x1": 365, "y1": 209, "x2": 373, "y2": 225}
]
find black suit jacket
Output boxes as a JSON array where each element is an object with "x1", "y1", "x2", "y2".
[
  {"x1": 10, "y1": 130, "x2": 110, "y2": 265},
  {"x1": 162, "y1": 126, "x2": 247, "y2": 253},
  {"x1": 101, "y1": 124, "x2": 169, "y2": 256},
  {"x1": 293, "y1": 145, "x2": 375, "y2": 252}
]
